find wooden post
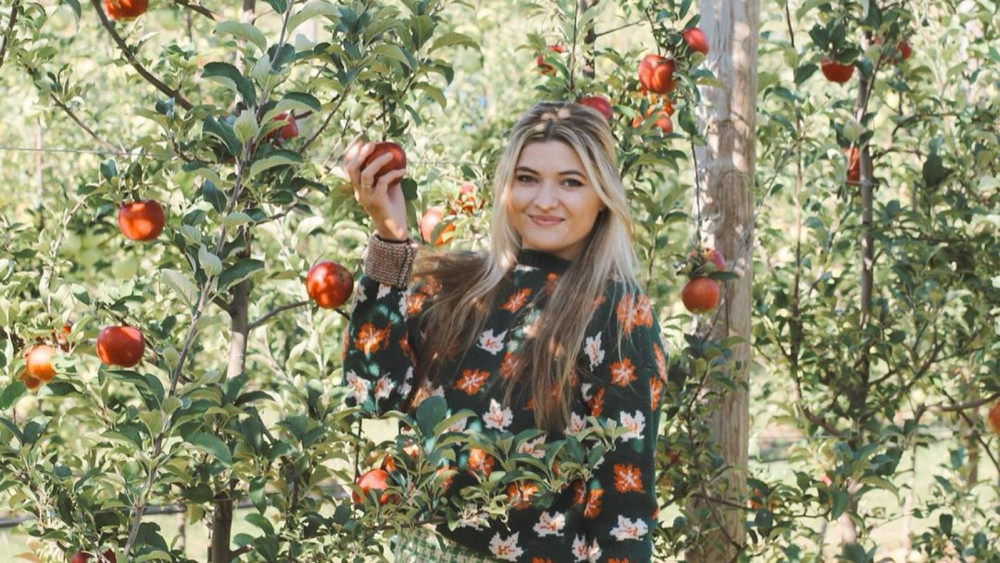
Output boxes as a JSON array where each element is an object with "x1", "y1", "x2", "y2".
[{"x1": 687, "y1": 0, "x2": 759, "y2": 560}]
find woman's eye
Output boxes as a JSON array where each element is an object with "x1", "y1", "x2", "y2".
[
  {"x1": 563, "y1": 178, "x2": 584, "y2": 187},
  {"x1": 516, "y1": 175, "x2": 536, "y2": 183}
]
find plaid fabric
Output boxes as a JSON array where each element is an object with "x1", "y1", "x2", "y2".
[{"x1": 393, "y1": 526, "x2": 502, "y2": 563}]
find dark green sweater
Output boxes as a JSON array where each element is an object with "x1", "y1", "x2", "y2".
[{"x1": 344, "y1": 249, "x2": 666, "y2": 563}]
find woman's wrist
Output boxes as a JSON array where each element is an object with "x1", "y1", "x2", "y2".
[{"x1": 364, "y1": 233, "x2": 418, "y2": 287}]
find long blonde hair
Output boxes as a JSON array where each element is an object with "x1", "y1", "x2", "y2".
[{"x1": 409, "y1": 101, "x2": 640, "y2": 432}]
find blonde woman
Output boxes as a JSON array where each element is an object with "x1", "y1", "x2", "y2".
[{"x1": 341, "y1": 101, "x2": 666, "y2": 563}]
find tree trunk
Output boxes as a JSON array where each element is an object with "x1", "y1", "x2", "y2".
[
  {"x1": 687, "y1": 0, "x2": 759, "y2": 561},
  {"x1": 210, "y1": 233, "x2": 251, "y2": 562}
]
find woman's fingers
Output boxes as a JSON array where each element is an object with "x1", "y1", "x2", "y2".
[
  {"x1": 341, "y1": 140, "x2": 374, "y2": 186},
  {"x1": 370, "y1": 168, "x2": 407, "y2": 200}
]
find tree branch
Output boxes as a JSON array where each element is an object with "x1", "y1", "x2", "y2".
[
  {"x1": 48, "y1": 93, "x2": 123, "y2": 154},
  {"x1": 0, "y1": 0, "x2": 19, "y2": 71},
  {"x1": 171, "y1": 0, "x2": 217, "y2": 20},
  {"x1": 89, "y1": 0, "x2": 193, "y2": 110},
  {"x1": 248, "y1": 299, "x2": 312, "y2": 331},
  {"x1": 301, "y1": 91, "x2": 349, "y2": 152}
]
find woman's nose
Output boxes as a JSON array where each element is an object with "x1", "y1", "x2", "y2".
[{"x1": 532, "y1": 181, "x2": 559, "y2": 209}]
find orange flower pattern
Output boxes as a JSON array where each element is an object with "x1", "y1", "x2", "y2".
[
  {"x1": 501, "y1": 287, "x2": 532, "y2": 313},
  {"x1": 610, "y1": 357, "x2": 637, "y2": 387},
  {"x1": 616, "y1": 294, "x2": 654, "y2": 335},
  {"x1": 468, "y1": 448, "x2": 495, "y2": 478},
  {"x1": 583, "y1": 488, "x2": 604, "y2": 519},
  {"x1": 613, "y1": 464, "x2": 644, "y2": 494},
  {"x1": 343, "y1": 250, "x2": 665, "y2": 562},
  {"x1": 456, "y1": 369, "x2": 490, "y2": 395},
  {"x1": 508, "y1": 481, "x2": 539, "y2": 510},
  {"x1": 354, "y1": 323, "x2": 389, "y2": 356}
]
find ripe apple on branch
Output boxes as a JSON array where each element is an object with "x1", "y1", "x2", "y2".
[{"x1": 680, "y1": 246, "x2": 738, "y2": 314}]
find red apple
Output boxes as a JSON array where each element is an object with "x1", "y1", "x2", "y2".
[
  {"x1": 24, "y1": 344, "x2": 56, "y2": 383},
  {"x1": 681, "y1": 278, "x2": 720, "y2": 314},
  {"x1": 535, "y1": 44, "x2": 565, "y2": 75},
  {"x1": 362, "y1": 142, "x2": 407, "y2": 189},
  {"x1": 102, "y1": 0, "x2": 147, "y2": 20},
  {"x1": 70, "y1": 550, "x2": 116, "y2": 563},
  {"x1": 452, "y1": 181, "x2": 481, "y2": 214},
  {"x1": 899, "y1": 41, "x2": 912, "y2": 61},
  {"x1": 631, "y1": 106, "x2": 673, "y2": 134},
  {"x1": 682, "y1": 27, "x2": 709, "y2": 56},
  {"x1": 117, "y1": 200, "x2": 165, "y2": 242},
  {"x1": 846, "y1": 147, "x2": 860, "y2": 185},
  {"x1": 352, "y1": 468, "x2": 397, "y2": 505},
  {"x1": 820, "y1": 58, "x2": 855, "y2": 84},
  {"x1": 638, "y1": 54, "x2": 677, "y2": 94},
  {"x1": 270, "y1": 113, "x2": 299, "y2": 141},
  {"x1": 305, "y1": 261, "x2": 354, "y2": 309},
  {"x1": 419, "y1": 207, "x2": 454, "y2": 246},
  {"x1": 96, "y1": 326, "x2": 145, "y2": 368},
  {"x1": 576, "y1": 95, "x2": 613, "y2": 121},
  {"x1": 987, "y1": 401, "x2": 1000, "y2": 437}
]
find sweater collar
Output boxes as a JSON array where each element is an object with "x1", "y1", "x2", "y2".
[{"x1": 515, "y1": 248, "x2": 572, "y2": 274}]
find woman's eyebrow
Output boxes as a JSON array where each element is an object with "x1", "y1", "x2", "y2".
[{"x1": 515, "y1": 166, "x2": 585, "y2": 177}]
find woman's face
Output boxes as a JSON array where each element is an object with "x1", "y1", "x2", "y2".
[{"x1": 507, "y1": 140, "x2": 605, "y2": 260}]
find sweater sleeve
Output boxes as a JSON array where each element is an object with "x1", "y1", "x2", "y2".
[
  {"x1": 341, "y1": 273, "x2": 433, "y2": 416},
  {"x1": 579, "y1": 290, "x2": 667, "y2": 563}
]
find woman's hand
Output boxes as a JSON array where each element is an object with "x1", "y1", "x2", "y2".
[{"x1": 341, "y1": 140, "x2": 410, "y2": 242}]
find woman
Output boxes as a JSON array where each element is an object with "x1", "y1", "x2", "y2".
[{"x1": 341, "y1": 101, "x2": 666, "y2": 562}]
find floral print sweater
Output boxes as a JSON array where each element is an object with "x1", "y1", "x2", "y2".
[{"x1": 343, "y1": 249, "x2": 667, "y2": 563}]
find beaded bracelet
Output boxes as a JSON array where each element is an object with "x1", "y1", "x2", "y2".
[{"x1": 363, "y1": 233, "x2": 418, "y2": 287}]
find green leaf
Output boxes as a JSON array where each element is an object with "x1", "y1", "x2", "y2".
[
  {"x1": 262, "y1": 0, "x2": 287, "y2": 15},
  {"x1": 186, "y1": 432, "x2": 233, "y2": 465},
  {"x1": 277, "y1": 92, "x2": 322, "y2": 113},
  {"x1": 61, "y1": 0, "x2": 82, "y2": 19},
  {"x1": 249, "y1": 477, "x2": 267, "y2": 513},
  {"x1": 202, "y1": 62, "x2": 257, "y2": 106},
  {"x1": 0, "y1": 418, "x2": 24, "y2": 445},
  {"x1": 429, "y1": 31, "x2": 478, "y2": 53},
  {"x1": 288, "y1": 1, "x2": 339, "y2": 34},
  {"x1": 0, "y1": 382, "x2": 26, "y2": 410},
  {"x1": 248, "y1": 153, "x2": 303, "y2": 178},
  {"x1": 218, "y1": 258, "x2": 265, "y2": 292},
  {"x1": 201, "y1": 181, "x2": 227, "y2": 214},
  {"x1": 233, "y1": 110, "x2": 260, "y2": 147},
  {"x1": 922, "y1": 152, "x2": 951, "y2": 188},
  {"x1": 203, "y1": 116, "x2": 241, "y2": 156},
  {"x1": 371, "y1": 43, "x2": 413, "y2": 69},
  {"x1": 416, "y1": 396, "x2": 447, "y2": 436},
  {"x1": 409, "y1": 15, "x2": 435, "y2": 50},
  {"x1": 215, "y1": 21, "x2": 268, "y2": 52},
  {"x1": 100, "y1": 159, "x2": 118, "y2": 181}
]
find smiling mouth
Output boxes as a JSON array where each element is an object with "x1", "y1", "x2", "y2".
[{"x1": 530, "y1": 215, "x2": 564, "y2": 225}]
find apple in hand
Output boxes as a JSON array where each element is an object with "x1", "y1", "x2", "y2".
[
  {"x1": 362, "y1": 142, "x2": 407, "y2": 189},
  {"x1": 305, "y1": 261, "x2": 354, "y2": 309}
]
